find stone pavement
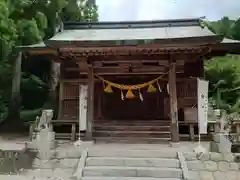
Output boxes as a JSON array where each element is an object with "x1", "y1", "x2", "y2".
[
  {"x1": 0, "y1": 141, "x2": 240, "y2": 180},
  {"x1": 185, "y1": 152, "x2": 240, "y2": 180},
  {"x1": 74, "y1": 144, "x2": 240, "y2": 180}
]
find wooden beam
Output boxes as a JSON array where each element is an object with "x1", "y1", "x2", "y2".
[
  {"x1": 94, "y1": 72, "x2": 171, "y2": 75},
  {"x1": 76, "y1": 58, "x2": 88, "y2": 72},
  {"x1": 86, "y1": 65, "x2": 94, "y2": 140},
  {"x1": 93, "y1": 66, "x2": 184, "y2": 75},
  {"x1": 66, "y1": 64, "x2": 184, "y2": 71},
  {"x1": 90, "y1": 54, "x2": 196, "y2": 63},
  {"x1": 168, "y1": 60, "x2": 180, "y2": 143},
  {"x1": 60, "y1": 45, "x2": 210, "y2": 56}
]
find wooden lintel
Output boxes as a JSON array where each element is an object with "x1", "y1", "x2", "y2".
[
  {"x1": 90, "y1": 54, "x2": 200, "y2": 63},
  {"x1": 94, "y1": 67, "x2": 129, "y2": 74},
  {"x1": 168, "y1": 61, "x2": 180, "y2": 142},
  {"x1": 93, "y1": 61, "x2": 103, "y2": 67},
  {"x1": 62, "y1": 79, "x2": 89, "y2": 83},
  {"x1": 76, "y1": 59, "x2": 88, "y2": 72},
  {"x1": 66, "y1": 64, "x2": 184, "y2": 74},
  {"x1": 95, "y1": 72, "x2": 170, "y2": 75}
]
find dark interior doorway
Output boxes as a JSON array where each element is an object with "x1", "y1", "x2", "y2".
[{"x1": 96, "y1": 75, "x2": 168, "y2": 121}]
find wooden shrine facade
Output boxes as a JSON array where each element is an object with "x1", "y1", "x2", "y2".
[{"x1": 20, "y1": 18, "x2": 240, "y2": 142}]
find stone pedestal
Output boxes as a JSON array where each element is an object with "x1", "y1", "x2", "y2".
[
  {"x1": 210, "y1": 133, "x2": 232, "y2": 153},
  {"x1": 37, "y1": 128, "x2": 55, "y2": 160}
]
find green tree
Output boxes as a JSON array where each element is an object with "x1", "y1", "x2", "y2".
[
  {"x1": 0, "y1": 0, "x2": 98, "y2": 130},
  {"x1": 203, "y1": 16, "x2": 235, "y2": 38},
  {"x1": 204, "y1": 16, "x2": 240, "y2": 113},
  {"x1": 62, "y1": 0, "x2": 98, "y2": 22},
  {"x1": 231, "y1": 18, "x2": 240, "y2": 40}
]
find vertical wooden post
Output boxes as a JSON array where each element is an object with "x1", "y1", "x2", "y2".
[
  {"x1": 168, "y1": 60, "x2": 179, "y2": 142},
  {"x1": 96, "y1": 89, "x2": 102, "y2": 120},
  {"x1": 57, "y1": 82, "x2": 63, "y2": 119},
  {"x1": 86, "y1": 65, "x2": 94, "y2": 140}
]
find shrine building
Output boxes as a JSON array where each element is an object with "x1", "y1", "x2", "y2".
[{"x1": 20, "y1": 18, "x2": 240, "y2": 143}]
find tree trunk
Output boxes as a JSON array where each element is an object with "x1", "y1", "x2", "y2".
[
  {"x1": 1, "y1": 51, "x2": 24, "y2": 132},
  {"x1": 43, "y1": 60, "x2": 60, "y2": 118},
  {"x1": 43, "y1": 18, "x2": 62, "y2": 116}
]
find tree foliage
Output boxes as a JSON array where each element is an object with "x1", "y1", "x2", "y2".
[
  {"x1": 0, "y1": 0, "x2": 98, "y2": 122},
  {"x1": 203, "y1": 16, "x2": 240, "y2": 40},
  {"x1": 204, "y1": 17, "x2": 240, "y2": 112}
]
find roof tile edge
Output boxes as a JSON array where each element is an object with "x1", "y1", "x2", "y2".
[{"x1": 63, "y1": 17, "x2": 202, "y2": 30}]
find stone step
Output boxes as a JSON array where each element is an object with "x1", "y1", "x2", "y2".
[
  {"x1": 83, "y1": 166, "x2": 182, "y2": 178},
  {"x1": 94, "y1": 137, "x2": 171, "y2": 144},
  {"x1": 86, "y1": 157, "x2": 180, "y2": 168},
  {"x1": 88, "y1": 149, "x2": 178, "y2": 158},
  {"x1": 81, "y1": 177, "x2": 182, "y2": 180},
  {"x1": 93, "y1": 131, "x2": 171, "y2": 138},
  {"x1": 94, "y1": 125, "x2": 170, "y2": 132}
]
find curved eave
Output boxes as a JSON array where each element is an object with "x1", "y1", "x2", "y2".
[
  {"x1": 207, "y1": 39, "x2": 240, "y2": 58},
  {"x1": 46, "y1": 35, "x2": 222, "y2": 49},
  {"x1": 212, "y1": 42, "x2": 240, "y2": 55},
  {"x1": 17, "y1": 43, "x2": 57, "y2": 56}
]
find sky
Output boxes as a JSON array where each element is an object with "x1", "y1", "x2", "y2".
[{"x1": 96, "y1": 0, "x2": 240, "y2": 21}]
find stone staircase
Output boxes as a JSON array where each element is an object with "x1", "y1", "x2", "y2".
[
  {"x1": 78, "y1": 147, "x2": 184, "y2": 180},
  {"x1": 93, "y1": 120, "x2": 171, "y2": 143}
]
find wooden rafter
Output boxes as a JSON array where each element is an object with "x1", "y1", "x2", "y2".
[{"x1": 59, "y1": 45, "x2": 210, "y2": 57}]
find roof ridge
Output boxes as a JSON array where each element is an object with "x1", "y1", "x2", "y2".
[{"x1": 63, "y1": 18, "x2": 202, "y2": 30}]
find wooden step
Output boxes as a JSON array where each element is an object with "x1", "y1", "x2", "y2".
[
  {"x1": 94, "y1": 137, "x2": 171, "y2": 144},
  {"x1": 94, "y1": 125, "x2": 170, "y2": 132},
  {"x1": 93, "y1": 131, "x2": 171, "y2": 138},
  {"x1": 94, "y1": 121, "x2": 170, "y2": 126}
]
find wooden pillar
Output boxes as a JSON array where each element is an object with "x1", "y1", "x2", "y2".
[
  {"x1": 168, "y1": 61, "x2": 180, "y2": 142},
  {"x1": 86, "y1": 65, "x2": 94, "y2": 140},
  {"x1": 57, "y1": 81, "x2": 63, "y2": 119}
]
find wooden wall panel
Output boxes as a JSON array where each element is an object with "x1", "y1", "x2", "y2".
[
  {"x1": 59, "y1": 82, "x2": 79, "y2": 120},
  {"x1": 61, "y1": 100, "x2": 79, "y2": 120},
  {"x1": 63, "y1": 83, "x2": 79, "y2": 100},
  {"x1": 164, "y1": 79, "x2": 197, "y2": 119},
  {"x1": 177, "y1": 79, "x2": 197, "y2": 98}
]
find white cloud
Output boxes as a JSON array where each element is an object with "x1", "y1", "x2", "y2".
[{"x1": 96, "y1": 0, "x2": 240, "y2": 21}]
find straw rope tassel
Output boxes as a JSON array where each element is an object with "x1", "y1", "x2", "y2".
[
  {"x1": 147, "y1": 83, "x2": 157, "y2": 93},
  {"x1": 125, "y1": 89, "x2": 135, "y2": 99},
  {"x1": 104, "y1": 83, "x2": 113, "y2": 93}
]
